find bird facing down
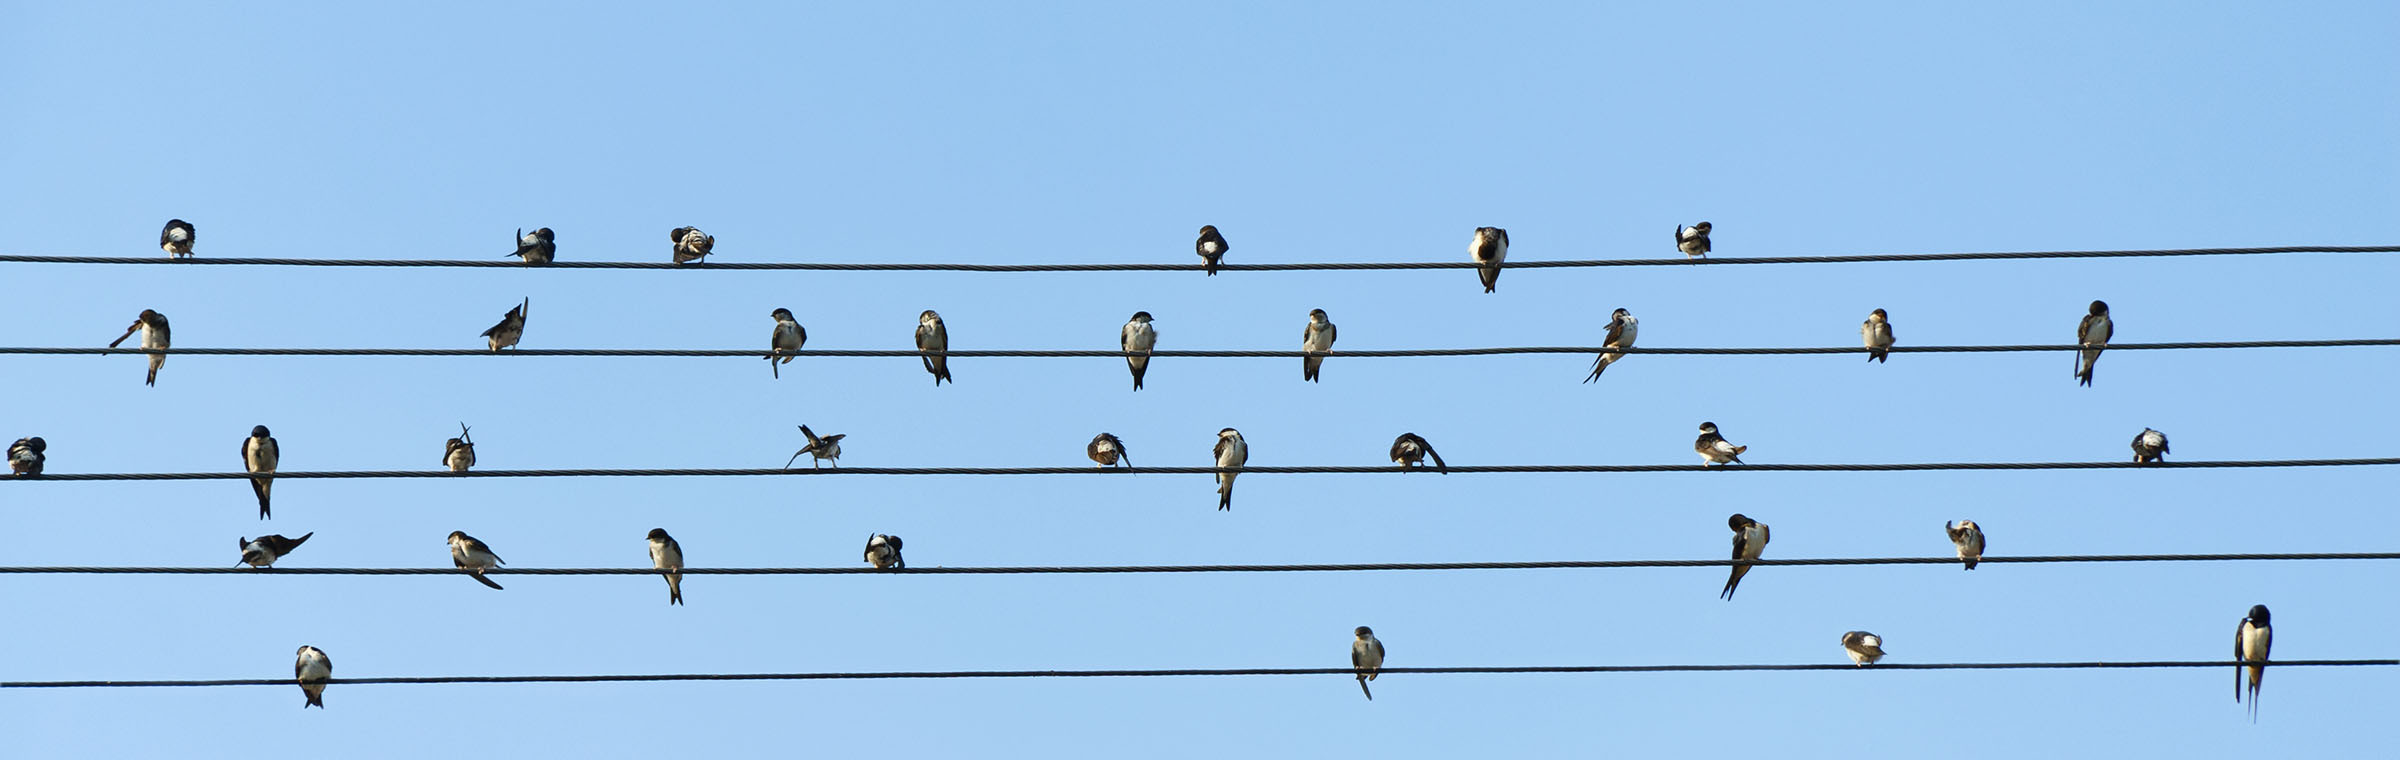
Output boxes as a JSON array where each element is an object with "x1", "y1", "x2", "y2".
[
  {"x1": 1946, "y1": 520, "x2": 1985, "y2": 570},
  {"x1": 1195, "y1": 225, "x2": 1228, "y2": 276},
  {"x1": 1121, "y1": 311, "x2": 1157, "y2": 390},
  {"x1": 1389, "y1": 433, "x2": 1447, "y2": 473},
  {"x1": 294, "y1": 646, "x2": 331, "y2": 709},
  {"x1": 2075, "y1": 300, "x2": 2112, "y2": 387},
  {"x1": 2133, "y1": 428, "x2": 2170, "y2": 463},
  {"x1": 671, "y1": 226, "x2": 714, "y2": 264},
  {"x1": 107, "y1": 309, "x2": 171, "y2": 386},
  {"x1": 767, "y1": 308, "x2": 807, "y2": 379},
  {"x1": 916, "y1": 310, "x2": 953, "y2": 385},
  {"x1": 1723, "y1": 513, "x2": 1770, "y2": 599},
  {"x1": 444, "y1": 423, "x2": 476, "y2": 472},
  {"x1": 239, "y1": 533, "x2": 312, "y2": 568},
  {"x1": 510, "y1": 227, "x2": 555, "y2": 264},
  {"x1": 1862, "y1": 308, "x2": 1894, "y2": 363},
  {"x1": 481, "y1": 298, "x2": 528, "y2": 351},
  {"x1": 447, "y1": 530, "x2": 505, "y2": 590},
  {"x1": 864, "y1": 533, "x2": 905, "y2": 570},
  {"x1": 1841, "y1": 631, "x2": 1886, "y2": 666},
  {"x1": 1695, "y1": 422, "x2": 1746, "y2": 466},
  {"x1": 1586, "y1": 308, "x2": 1639, "y2": 382},
  {"x1": 1470, "y1": 226, "x2": 1509, "y2": 293},
  {"x1": 1087, "y1": 432, "x2": 1131, "y2": 468},
  {"x1": 243, "y1": 425, "x2": 280, "y2": 520},
  {"x1": 647, "y1": 528, "x2": 684, "y2": 606},
  {"x1": 1676, "y1": 221, "x2": 1712, "y2": 259},
  {"x1": 2236, "y1": 604, "x2": 2272, "y2": 721},
  {"x1": 1351, "y1": 626, "x2": 1385, "y2": 701},
  {"x1": 1302, "y1": 309, "x2": 1337, "y2": 382},
  {"x1": 160, "y1": 219, "x2": 196, "y2": 258},
  {"x1": 8, "y1": 436, "x2": 44, "y2": 477},
  {"x1": 786, "y1": 425, "x2": 845, "y2": 468},
  {"x1": 1213, "y1": 428, "x2": 1247, "y2": 511}
]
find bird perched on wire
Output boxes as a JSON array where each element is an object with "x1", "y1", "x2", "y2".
[
  {"x1": 1351, "y1": 626, "x2": 1385, "y2": 701},
  {"x1": 2075, "y1": 300, "x2": 2112, "y2": 387},
  {"x1": 481, "y1": 298, "x2": 528, "y2": 352},
  {"x1": 767, "y1": 308, "x2": 806, "y2": 379},
  {"x1": 671, "y1": 226, "x2": 714, "y2": 264},
  {"x1": 1695, "y1": 422, "x2": 1747, "y2": 466},
  {"x1": 1213, "y1": 428, "x2": 1247, "y2": 511},
  {"x1": 1087, "y1": 432, "x2": 1131, "y2": 468},
  {"x1": 915, "y1": 310, "x2": 952, "y2": 385},
  {"x1": 1195, "y1": 225, "x2": 1229, "y2": 276},
  {"x1": 242, "y1": 425, "x2": 280, "y2": 519},
  {"x1": 509, "y1": 227, "x2": 555, "y2": 264},
  {"x1": 1723, "y1": 513, "x2": 1770, "y2": 599},
  {"x1": 1302, "y1": 309, "x2": 1337, "y2": 382},
  {"x1": 1470, "y1": 226, "x2": 1508, "y2": 293},
  {"x1": 1841, "y1": 631, "x2": 1886, "y2": 666},
  {"x1": 160, "y1": 219, "x2": 196, "y2": 258},
  {"x1": 1586, "y1": 308, "x2": 1638, "y2": 382},
  {"x1": 1862, "y1": 308, "x2": 1894, "y2": 363},
  {"x1": 2235, "y1": 604, "x2": 2272, "y2": 721},
  {"x1": 1676, "y1": 221, "x2": 1711, "y2": 260},
  {"x1": 294, "y1": 646, "x2": 331, "y2": 709},
  {"x1": 106, "y1": 309, "x2": 172, "y2": 386},
  {"x1": 1389, "y1": 433, "x2": 1446, "y2": 473},
  {"x1": 239, "y1": 533, "x2": 311, "y2": 568},
  {"x1": 2132, "y1": 428, "x2": 2169, "y2": 463},
  {"x1": 1121, "y1": 311, "x2": 1156, "y2": 390},
  {"x1": 8, "y1": 436, "x2": 44, "y2": 476},
  {"x1": 447, "y1": 530, "x2": 506, "y2": 590},
  {"x1": 1945, "y1": 520, "x2": 1984, "y2": 570},
  {"x1": 864, "y1": 533, "x2": 905, "y2": 570},
  {"x1": 444, "y1": 423, "x2": 476, "y2": 472},
  {"x1": 647, "y1": 528, "x2": 684, "y2": 606},
  {"x1": 785, "y1": 425, "x2": 845, "y2": 468}
]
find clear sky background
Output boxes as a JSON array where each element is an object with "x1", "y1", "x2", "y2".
[{"x1": 3, "y1": 1, "x2": 2395, "y2": 756}]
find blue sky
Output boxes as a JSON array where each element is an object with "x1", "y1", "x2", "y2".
[{"x1": 3, "y1": 1, "x2": 2395, "y2": 756}]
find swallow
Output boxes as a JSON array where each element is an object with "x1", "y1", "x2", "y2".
[
  {"x1": 914, "y1": 310, "x2": 953, "y2": 385},
  {"x1": 1676, "y1": 221, "x2": 1712, "y2": 260},
  {"x1": 1862, "y1": 308, "x2": 1894, "y2": 363},
  {"x1": 481, "y1": 298, "x2": 528, "y2": 351},
  {"x1": 509, "y1": 227, "x2": 555, "y2": 264},
  {"x1": 864, "y1": 533, "x2": 905, "y2": 570},
  {"x1": 2075, "y1": 300, "x2": 2112, "y2": 386},
  {"x1": 2133, "y1": 427, "x2": 2169, "y2": 464},
  {"x1": 1389, "y1": 433, "x2": 1447, "y2": 473},
  {"x1": 1841, "y1": 631, "x2": 1886, "y2": 666},
  {"x1": 1302, "y1": 309, "x2": 1337, "y2": 382},
  {"x1": 447, "y1": 530, "x2": 505, "y2": 590},
  {"x1": 294, "y1": 646, "x2": 331, "y2": 709},
  {"x1": 444, "y1": 423, "x2": 476, "y2": 472},
  {"x1": 1195, "y1": 225, "x2": 1228, "y2": 276},
  {"x1": 1121, "y1": 311, "x2": 1157, "y2": 390},
  {"x1": 1470, "y1": 226, "x2": 1509, "y2": 293},
  {"x1": 106, "y1": 309, "x2": 171, "y2": 386},
  {"x1": 647, "y1": 528, "x2": 684, "y2": 606},
  {"x1": 239, "y1": 533, "x2": 312, "y2": 568},
  {"x1": 1351, "y1": 626, "x2": 1385, "y2": 701},
  {"x1": 1087, "y1": 432, "x2": 1131, "y2": 468},
  {"x1": 1695, "y1": 422, "x2": 1746, "y2": 466},
  {"x1": 2236, "y1": 604, "x2": 2272, "y2": 721},
  {"x1": 768, "y1": 308, "x2": 807, "y2": 379},
  {"x1": 1213, "y1": 428, "x2": 1247, "y2": 511},
  {"x1": 1945, "y1": 520, "x2": 1984, "y2": 570},
  {"x1": 671, "y1": 226, "x2": 714, "y2": 264},
  {"x1": 160, "y1": 218, "x2": 196, "y2": 258},
  {"x1": 1723, "y1": 513, "x2": 1770, "y2": 599},
  {"x1": 785, "y1": 425, "x2": 845, "y2": 468},
  {"x1": 7, "y1": 437, "x2": 43, "y2": 477},
  {"x1": 241, "y1": 425, "x2": 280, "y2": 519},
  {"x1": 1586, "y1": 308, "x2": 1639, "y2": 382}
]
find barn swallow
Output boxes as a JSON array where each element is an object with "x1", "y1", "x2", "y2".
[
  {"x1": 1723, "y1": 513, "x2": 1769, "y2": 599},
  {"x1": 481, "y1": 298, "x2": 528, "y2": 351},
  {"x1": 510, "y1": 227, "x2": 555, "y2": 264},
  {"x1": 2133, "y1": 428, "x2": 2169, "y2": 464},
  {"x1": 7, "y1": 437, "x2": 43, "y2": 477},
  {"x1": 447, "y1": 530, "x2": 505, "y2": 590},
  {"x1": 915, "y1": 310, "x2": 952, "y2": 385},
  {"x1": 107, "y1": 309, "x2": 171, "y2": 386},
  {"x1": 1695, "y1": 422, "x2": 1747, "y2": 466},
  {"x1": 1676, "y1": 221, "x2": 1712, "y2": 260},
  {"x1": 1195, "y1": 225, "x2": 1228, "y2": 276},
  {"x1": 1389, "y1": 433, "x2": 1447, "y2": 473},
  {"x1": 1841, "y1": 631, "x2": 1886, "y2": 666},
  {"x1": 160, "y1": 218, "x2": 196, "y2": 258},
  {"x1": 671, "y1": 226, "x2": 714, "y2": 264},
  {"x1": 1586, "y1": 308, "x2": 1638, "y2": 382},
  {"x1": 864, "y1": 533, "x2": 905, "y2": 570},
  {"x1": 444, "y1": 423, "x2": 476, "y2": 472},
  {"x1": 1087, "y1": 432, "x2": 1131, "y2": 468},
  {"x1": 1351, "y1": 626, "x2": 1385, "y2": 701},
  {"x1": 785, "y1": 425, "x2": 845, "y2": 468},
  {"x1": 1122, "y1": 311, "x2": 1156, "y2": 390},
  {"x1": 1862, "y1": 308, "x2": 1894, "y2": 363},
  {"x1": 239, "y1": 533, "x2": 312, "y2": 568},
  {"x1": 1470, "y1": 226, "x2": 1509, "y2": 293},
  {"x1": 768, "y1": 308, "x2": 806, "y2": 379},
  {"x1": 242, "y1": 425, "x2": 280, "y2": 519},
  {"x1": 2075, "y1": 300, "x2": 2112, "y2": 386},
  {"x1": 647, "y1": 528, "x2": 683, "y2": 606},
  {"x1": 1946, "y1": 520, "x2": 1984, "y2": 570},
  {"x1": 2236, "y1": 604, "x2": 2272, "y2": 721},
  {"x1": 294, "y1": 646, "x2": 331, "y2": 709},
  {"x1": 1302, "y1": 309, "x2": 1337, "y2": 382},
  {"x1": 1213, "y1": 428, "x2": 1247, "y2": 511}
]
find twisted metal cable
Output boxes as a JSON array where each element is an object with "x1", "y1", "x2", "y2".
[{"x1": 8, "y1": 339, "x2": 2398, "y2": 358}]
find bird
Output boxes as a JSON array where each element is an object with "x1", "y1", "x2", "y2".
[
  {"x1": 1121, "y1": 311, "x2": 1157, "y2": 390},
  {"x1": 1470, "y1": 226, "x2": 1509, "y2": 293},
  {"x1": 1351, "y1": 626, "x2": 1385, "y2": 701},
  {"x1": 1389, "y1": 433, "x2": 1447, "y2": 473},
  {"x1": 671, "y1": 226, "x2": 714, "y2": 264},
  {"x1": 1946, "y1": 520, "x2": 1985, "y2": 570},
  {"x1": 1087, "y1": 432, "x2": 1131, "y2": 468},
  {"x1": 481, "y1": 298, "x2": 528, "y2": 352},
  {"x1": 1862, "y1": 308, "x2": 1894, "y2": 363},
  {"x1": 2236, "y1": 604, "x2": 2273, "y2": 721},
  {"x1": 294, "y1": 646, "x2": 331, "y2": 709},
  {"x1": 2133, "y1": 428, "x2": 2170, "y2": 463},
  {"x1": 1213, "y1": 428, "x2": 1247, "y2": 511},
  {"x1": 785, "y1": 425, "x2": 845, "y2": 468},
  {"x1": 106, "y1": 309, "x2": 171, "y2": 386},
  {"x1": 1302, "y1": 309, "x2": 1337, "y2": 382},
  {"x1": 443, "y1": 423, "x2": 476, "y2": 472},
  {"x1": 242, "y1": 426, "x2": 280, "y2": 520},
  {"x1": 767, "y1": 308, "x2": 807, "y2": 379},
  {"x1": 1695, "y1": 422, "x2": 1747, "y2": 466},
  {"x1": 1676, "y1": 221, "x2": 1712, "y2": 260},
  {"x1": 647, "y1": 528, "x2": 683, "y2": 606},
  {"x1": 238, "y1": 533, "x2": 312, "y2": 568},
  {"x1": 1195, "y1": 225, "x2": 1228, "y2": 276},
  {"x1": 509, "y1": 227, "x2": 555, "y2": 264},
  {"x1": 915, "y1": 310, "x2": 952, "y2": 385},
  {"x1": 448, "y1": 530, "x2": 505, "y2": 590},
  {"x1": 160, "y1": 219, "x2": 196, "y2": 258},
  {"x1": 1841, "y1": 631, "x2": 1887, "y2": 666},
  {"x1": 864, "y1": 533, "x2": 905, "y2": 570},
  {"x1": 2075, "y1": 300, "x2": 2113, "y2": 387},
  {"x1": 1586, "y1": 308, "x2": 1639, "y2": 382},
  {"x1": 1723, "y1": 513, "x2": 1770, "y2": 599},
  {"x1": 8, "y1": 437, "x2": 44, "y2": 477}
]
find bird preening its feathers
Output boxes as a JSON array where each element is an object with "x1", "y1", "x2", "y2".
[
  {"x1": 671, "y1": 226, "x2": 714, "y2": 264},
  {"x1": 1195, "y1": 225, "x2": 1228, "y2": 276},
  {"x1": 1945, "y1": 520, "x2": 1984, "y2": 570},
  {"x1": 1862, "y1": 308, "x2": 1894, "y2": 363},
  {"x1": 1212, "y1": 428, "x2": 1247, "y2": 511},
  {"x1": 510, "y1": 227, "x2": 556, "y2": 264},
  {"x1": 107, "y1": 309, "x2": 172, "y2": 386},
  {"x1": 1722, "y1": 513, "x2": 1769, "y2": 599},
  {"x1": 1470, "y1": 226, "x2": 1508, "y2": 293},
  {"x1": 1676, "y1": 221, "x2": 1711, "y2": 260},
  {"x1": 481, "y1": 298, "x2": 528, "y2": 352},
  {"x1": 787, "y1": 425, "x2": 845, "y2": 468},
  {"x1": 2075, "y1": 300, "x2": 2112, "y2": 387},
  {"x1": 8, "y1": 437, "x2": 44, "y2": 477},
  {"x1": 2133, "y1": 428, "x2": 2169, "y2": 464},
  {"x1": 1389, "y1": 433, "x2": 1446, "y2": 473},
  {"x1": 160, "y1": 219, "x2": 196, "y2": 258},
  {"x1": 294, "y1": 646, "x2": 331, "y2": 709},
  {"x1": 864, "y1": 533, "x2": 905, "y2": 570},
  {"x1": 1087, "y1": 432, "x2": 1131, "y2": 468},
  {"x1": 239, "y1": 533, "x2": 311, "y2": 568},
  {"x1": 916, "y1": 310, "x2": 953, "y2": 385},
  {"x1": 444, "y1": 423, "x2": 476, "y2": 472},
  {"x1": 1841, "y1": 631, "x2": 1886, "y2": 666},
  {"x1": 1586, "y1": 308, "x2": 1637, "y2": 382}
]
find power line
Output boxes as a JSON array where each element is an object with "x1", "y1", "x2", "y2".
[{"x1": 7, "y1": 339, "x2": 2397, "y2": 358}]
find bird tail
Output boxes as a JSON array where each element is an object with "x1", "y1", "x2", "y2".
[
  {"x1": 1358, "y1": 676, "x2": 1374, "y2": 701},
  {"x1": 1730, "y1": 446, "x2": 1747, "y2": 463},
  {"x1": 667, "y1": 573, "x2": 683, "y2": 606},
  {"x1": 1584, "y1": 354, "x2": 1610, "y2": 383},
  {"x1": 146, "y1": 354, "x2": 163, "y2": 386},
  {"x1": 1480, "y1": 266, "x2": 1499, "y2": 293},
  {"x1": 1218, "y1": 475, "x2": 1234, "y2": 511},
  {"x1": 1721, "y1": 565, "x2": 1749, "y2": 599},
  {"x1": 1205, "y1": 259, "x2": 1219, "y2": 277},
  {"x1": 1130, "y1": 360, "x2": 1146, "y2": 391},
  {"x1": 469, "y1": 571, "x2": 504, "y2": 590},
  {"x1": 303, "y1": 685, "x2": 325, "y2": 709},
  {"x1": 1304, "y1": 356, "x2": 1321, "y2": 382},
  {"x1": 252, "y1": 477, "x2": 273, "y2": 520}
]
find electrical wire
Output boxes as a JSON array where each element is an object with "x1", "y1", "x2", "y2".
[{"x1": 7, "y1": 339, "x2": 2398, "y2": 358}]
